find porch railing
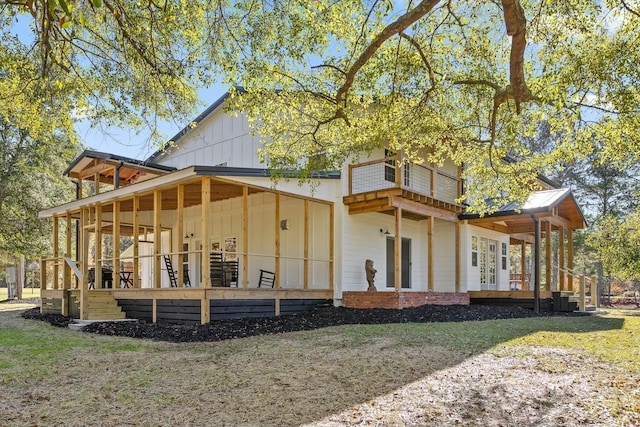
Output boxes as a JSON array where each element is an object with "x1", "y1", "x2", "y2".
[{"x1": 348, "y1": 158, "x2": 460, "y2": 205}]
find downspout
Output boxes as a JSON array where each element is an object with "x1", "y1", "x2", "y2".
[
  {"x1": 531, "y1": 214, "x2": 540, "y2": 314},
  {"x1": 115, "y1": 162, "x2": 124, "y2": 189}
]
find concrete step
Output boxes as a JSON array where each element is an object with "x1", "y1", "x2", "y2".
[{"x1": 68, "y1": 317, "x2": 134, "y2": 330}]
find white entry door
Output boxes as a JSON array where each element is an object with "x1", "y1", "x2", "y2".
[{"x1": 480, "y1": 238, "x2": 497, "y2": 290}]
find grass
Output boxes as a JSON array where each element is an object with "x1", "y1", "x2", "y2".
[
  {"x1": 1, "y1": 304, "x2": 639, "y2": 426},
  {"x1": 0, "y1": 287, "x2": 40, "y2": 301}
]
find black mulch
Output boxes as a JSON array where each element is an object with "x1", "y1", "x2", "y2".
[{"x1": 19, "y1": 304, "x2": 588, "y2": 343}]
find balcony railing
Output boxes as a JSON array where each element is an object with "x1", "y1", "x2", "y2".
[{"x1": 348, "y1": 158, "x2": 460, "y2": 205}]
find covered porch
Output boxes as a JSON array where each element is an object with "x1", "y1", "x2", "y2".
[
  {"x1": 342, "y1": 155, "x2": 468, "y2": 308},
  {"x1": 463, "y1": 188, "x2": 589, "y2": 311},
  {"x1": 39, "y1": 161, "x2": 335, "y2": 323}
]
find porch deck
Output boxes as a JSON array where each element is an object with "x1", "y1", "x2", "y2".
[
  {"x1": 469, "y1": 290, "x2": 580, "y2": 312},
  {"x1": 41, "y1": 287, "x2": 333, "y2": 323}
]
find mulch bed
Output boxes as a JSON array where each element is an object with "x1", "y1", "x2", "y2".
[{"x1": 20, "y1": 303, "x2": 587, "y2": 343}]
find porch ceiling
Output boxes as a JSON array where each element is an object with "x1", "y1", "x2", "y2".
[
  {"x1": 462, "y1": 188, "x2": 586, "y2": 235},
  {"x1": 65, "y1": 150, "x2": 175, "y2": 186},
  {"x1": 92, "y1": 179, "x2": 265, "y2": 212}
]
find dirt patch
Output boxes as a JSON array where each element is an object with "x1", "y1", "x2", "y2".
[{"x1": 21, "y1": 304, "x2": 587, "y2": 342}]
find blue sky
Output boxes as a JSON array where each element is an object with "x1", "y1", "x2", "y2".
[{"x1": 75, "y1": 85, "x2": 228, "y2": 160}]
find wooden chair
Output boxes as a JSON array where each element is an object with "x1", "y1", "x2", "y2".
[
  {"x1": 163, "y1": 255, "x2": 178, "y2": 287},
  {"x1": 183, "y1": 265, "x2": 191, "y2": 287},
  {"x1": 223, "y1": 260, "x2": 239, "y2": 287},
  {"x1": 258, "y1": 269, "x2": 275, "y2": 288},
  {"x1": 210, "y1": 252, "x2": 224, "y2": 286}
]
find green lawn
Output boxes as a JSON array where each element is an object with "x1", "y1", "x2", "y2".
[
  {"x1": 0, "y1": 287, "x2": 40, "y2": 301},
  {"x1": 1, "y1": 304, "x2": 638, "y2": 426}
]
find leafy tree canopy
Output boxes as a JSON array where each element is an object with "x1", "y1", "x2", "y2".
[{"x1": 3, "y1": 1, "x2": 640, "y2": 213}]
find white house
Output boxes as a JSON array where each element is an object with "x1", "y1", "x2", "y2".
[{"x1": 38, "y1": 92, "x2": 587, "y2": 322}]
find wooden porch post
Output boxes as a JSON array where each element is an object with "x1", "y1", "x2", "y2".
[
  {"x1": 520, "y1": 241, "x2": 526, "y2": 290},
  {"x1": 153, "y1": 190, "x2": 161, "y2": 288},
  {"x1": 177, "y1": 184, "x2": 184, "y2": 287},
  {"x1": 303, "y1": 199, "x2": 309, "y2": 290},
  {"x1": 242, "y1": 186, "x2": 248, "y2": 288},
  {"x1": 533, "y1": 216, "x2": 541, "y2": 314},
  {"x1": 64, "y1": 214, "x2": 72, "y2": 289},
  {"x1": 133, "y1": 196, "x2": 140, "y2": 288},
  {"x1": 53, "y1": 216, "x2": 59, "y2": 290},
  {"x1": 113, "y1": 201, "x2": 121, "y2": 289},
  {"x1": 94, "y1": 172, "x2": 100, "y2": 195},
  {"x1": 275, "y1": 193, "x2": 281, "y2": 289},
  {"x1": 95, "y1": 205, "x2": 103, "y2": 290},
  {"x1": 545, "y1": 220, "x2": 552, "y2": 291},
  {"x1": 567, "y1": 229, "x2": 574, "y2": 291},
  {"x1": 559, "y1": 225, "x2": 565, "y2": 291},
  {"x1": 329, "y1": 202, "x2": 334, "y2": 291},
  {"x1": 427, "y1": 216, "x2": 434, "y2": 291},
  {"x1": 394, "y1": 207, "x2": 402, "y2": 291},
  {"x1": 80, "y1": 208, "x2": 90, "y2": 319},
  {"x1": 201, "y1": 178, "x2": 211, "y2": 288},
  {"x1": 455, "y1": 221, "x2": 460, "y2": 292}
]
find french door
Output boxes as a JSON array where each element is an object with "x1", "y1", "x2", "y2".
[{"x1": 479, "y1": 238, "x2": 497, "y2": 290}]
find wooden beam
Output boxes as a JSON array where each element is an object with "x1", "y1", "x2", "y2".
[
  {"x1": 455, "y1": 221, "x2": 461, "y2": 292},
  {"x1": 304, "y1": 199, "x2": 309, "y2": 290},
  {"x1": 94, "y1": 172, "x2": 101, "y2": 195},
  {"x1": 347, "y1": 198, "x2": 391, "y2": 215},
  {"x1": 243, "y1": 186, "x2": 248, "y2": 288},
  {"x1": 78, "y1": 162, "x2": 113, "y2": 180},
  {"x1": 275, "y1": 193, "x2": 280, "y2": 289},
  {"x1": 53, "y1": 216, "x2": 59, "y2": 290},
  {"x1": 201, "y1": 178, "x2": 211, "y2": 288},
  {"x1": 567, "y1": 228, "x2": 574, "y2": 291},
  {"x1": 395, "y1": 207, "x2": 402, "y2": 291},
  {"x1": 153, "y1": 190, "x2": 161, "y2": 289},
  {"x1": 201, "y1": 296, "x2": 210, "y2": 324},
  {"x1": 114, "y1": 200, "x2": 121, "y2": 289},
  {"x1": 133, "y1": 196, "x2": 140, "y2": 288},
  {"x1": 510, "y1": 232, "x2": 535, "y2": 244},
  {"x1": 80, "y1": 208, "x2": 89, "y2": 319},
  {"x1": 545, "y1": 220, "x2": 552, "y2": 290},
  {"x1": 177, "y1": 184, "x2": 184, "y2": 287},
  {"x1": 95, "y1": 205, "x2": 103, "y2": 289},
  {"x1": 329, "y1": 202, "x2": 334, "y2": 291},
  {"x1": 64, "y1": 213, "x2": 72, "y2": 291},
  {"x1": 390, "y1": 196, "x2": 459, "y2": 222},
  {"x1": 521, "y1": 241, "x2": 526, "y2": 290},
  {"x1": 558, "y1": 225, "x2": 565, "y2": 291},
  {"x1": 427, "y1": 216, "x2": 434, "y2": 291}
]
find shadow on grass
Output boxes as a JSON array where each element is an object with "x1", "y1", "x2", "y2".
[{"x1": 4, "y1": 304, "x2": 633, "y2": 426}]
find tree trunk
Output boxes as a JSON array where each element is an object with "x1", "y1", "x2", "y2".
[{"x1": 596, "y1": 259, "x2": 604, "y2": 308}]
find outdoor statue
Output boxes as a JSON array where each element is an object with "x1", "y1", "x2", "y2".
[{"x1": 365, "y1": 259, "x2": 377, "y2": 291}]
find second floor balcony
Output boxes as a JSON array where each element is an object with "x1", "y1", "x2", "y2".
[{"x1": 344, "y1": 158, "x2": 464, "y2": 219}]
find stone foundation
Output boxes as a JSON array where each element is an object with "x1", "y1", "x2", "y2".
[{"x1": 342, "y1": 291, "x2": 470, "y2": 309}]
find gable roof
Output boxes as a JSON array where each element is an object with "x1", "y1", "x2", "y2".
[
  {"x1": 460, "y1": 188, "x2": 587, "y2": 230},
  {"x1": 146, "y1": 91, "x2": 232, "y2": 163},
  {"x1": 65, "y1": 149, "x2": 176, "y2": 186}
]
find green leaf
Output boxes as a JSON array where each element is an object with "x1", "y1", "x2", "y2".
[
  {"x1": 58, "y1": 0, "x2": 70, "y2": 15},
  {"x1": 78, "y1": 9, "x2": 85, "y2": 27},
  {"x1": 92, "y1": 0, "x2": 102, "y2": 7}
]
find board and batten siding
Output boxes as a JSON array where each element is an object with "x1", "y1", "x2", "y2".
[
  {"x1": 339, "y1": 209, "x2": 430, "y2": 292},
  {"x1": 174, "y1": 193, "x2": 331, "y2": 289},
  {"x1": 155, "y1": 108, "x2": 264, "y2": 170}
]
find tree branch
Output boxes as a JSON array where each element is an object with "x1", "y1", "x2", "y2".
[{"x1": 335, "y1": 0, "x2": 442, "y2": 109}]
